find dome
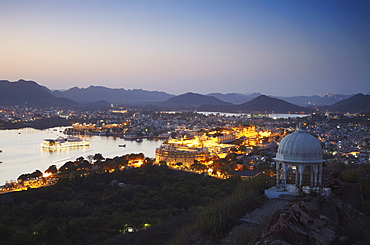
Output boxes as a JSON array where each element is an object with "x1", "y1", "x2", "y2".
[{"x1": 275, "y1": 128, "x2": 324, "y2": 163}]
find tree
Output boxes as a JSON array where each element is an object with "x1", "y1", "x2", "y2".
[
  {"x1": 59, "y1": 161, "x2": 76, "y2": 174},
  {"x1": 32, "y1": 170, "x2": 43, "y2": 178},
  {"x1": 86, "y1": 155, "x2": 94, "y2": 163},
  {"x1": 45, "y1": 165, "x2": 58, "y2": 174},
  {"x1": 75, "y1": 156, "x2": 84, "y2": 163},
  {"x1": 159, "y1": 161, "x2": 167, "y2": 167},
  {"x1": 191, "y1": 163, "x2": 207, "y2": 172},
  {"x1": 94, "y1": 153, "x2": 105, "y2": 161}
]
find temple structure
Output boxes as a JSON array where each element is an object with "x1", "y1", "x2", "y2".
[{"x1": 265, "y1": 125, "x2": 329, "y2": 198}]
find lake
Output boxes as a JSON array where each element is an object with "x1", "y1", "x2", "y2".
[
  {"x1": 198, "y1": 111, "x2": 310, "y2": 118},
  {"x1": 0, "y1": 127, "x2": 163, "y2": 185}
]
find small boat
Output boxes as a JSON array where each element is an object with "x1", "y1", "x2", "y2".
[{"x1": 118, "y1": 144, "x2": 126, "y2": 148}]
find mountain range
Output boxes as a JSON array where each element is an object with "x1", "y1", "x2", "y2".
[
  {"x1": 0, "y1": 80, "x2": 369, "y2": 113},
  {"x1": 207, "y1": 93, "x2": 353, "y2": 106},
  {"x1": 52, "y1": 85, "x2": 173, "y2": 104},
  {"x1": 0, "y1": 80, "x2": 76, "y2": 106},
  {"x1": 321, "y1": 93, "x2": 370, "y2": 113}
]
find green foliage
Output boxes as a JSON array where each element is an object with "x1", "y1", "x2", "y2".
[
  {"x1": 340, "y1": 164, "x2": 370, "y2": 215},
  {"x1": 195, "y1": 180, "x2": 264, "y2": 238},
  {"x1": 341, "y1": 170, "x2": 361, "y2": 183},
  {"x1": 166, "y1": 176, "x2": 268, "y2": 244},
  {"x1": 0, "y1": 165, "x2": 236, "y2": 244},
  {"x1": 224, "y1": 225, "x2": 259, "y2": 245}
]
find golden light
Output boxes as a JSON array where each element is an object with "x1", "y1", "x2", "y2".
[
  {"x1": 129, "y1": 160, "x2": 144, "y2": 168},
  {"x1": 43, "y1": 172, "x2": 53, "y2": 178},
  {"x1": 259, "y1": 131, "x2": 271, "y2": 137}
]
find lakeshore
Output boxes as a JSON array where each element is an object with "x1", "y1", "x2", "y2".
[{"x1": 0, "y1": 127, "x2": 163, "y2": 185}]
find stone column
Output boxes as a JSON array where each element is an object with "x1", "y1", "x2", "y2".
[
  {"x1": 298, "y1": 164, "x2": 304, "y2": 187},
  {"x1": 294, "y1": 165, "x2": 298, "y2": 186},
  {"x1": 310, "y1": 165, "x2": 314, "y2": 186},
  {"x1": 276, "y1": 161, "x2": 280, "y2": 187},
  {"x1": 282, "y1": 163, "x2": 287, "y2": 190},
  {"x1": 318, "y1": 163, "x2": 322, "y2": 185},
  {"x1": 313, "y1": 165, "x2": 318, "y2": 186}
]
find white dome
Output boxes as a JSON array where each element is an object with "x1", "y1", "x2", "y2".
[{"x1": 275, "y1": 128, "x2": 324, "y2": 163}]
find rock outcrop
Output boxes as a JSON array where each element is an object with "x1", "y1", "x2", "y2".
[{"x1": 256, "y1": 196, "x2": 370, "y2": 245}]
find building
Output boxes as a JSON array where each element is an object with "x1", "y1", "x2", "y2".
[
  {"x1": 155, "y1": 135, "x2": 234, "y2": 167},
  {"x1": 155, "y1": 144, "x2": 210, "y2": 168},
  {"x1": 265, "y1": 125, "x2": 329, "y2": 199}
]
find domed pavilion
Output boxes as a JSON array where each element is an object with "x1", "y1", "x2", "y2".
[{"x1": 265, "y1": 124, "x2": 326, "y2": 198}]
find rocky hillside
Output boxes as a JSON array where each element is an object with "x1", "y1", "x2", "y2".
[{"x1": 256, "y1": 196, "x2": 370, "y2": 245}]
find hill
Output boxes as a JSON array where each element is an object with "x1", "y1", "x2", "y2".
[
  {"x1": 207, "y1": 93, "x2": 261, "y2": 104},
  {"x1": 0, "y1": 163, "x2": 236, "y2": 244},
  {"x1": 276, "y1": 93, "x2": 352, "y2": 106},
  {"x1": 0, "y1": 80, "x2": 76, "y2": 106},
  {"x1": 325, "y1": 93, "x2": 370, "y2": 113},
  {"x1": 159, "y1": 92, "x2": 233, "y2": 109},
  {"x1": 52, "y1": 86, "x2": 174, "y2": 104},
  {"x1": 236, "y1": 95, "x2": 312, "y2": 113},
  {"x1": 208, "y1": 93, "x2": 353, "y2": 106}
]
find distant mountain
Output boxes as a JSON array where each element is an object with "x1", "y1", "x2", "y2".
[
  {"x1": 236, "y1": 95, "x2": 312, "y2": 113},
  {"x1": 0, "y1": 80, "x2": 77, "y2": 106},
  {"x1": 275, "y1": 93, "x2": 353, "y2": 106},
  {"x1": 78, "y1": 100, "x2": 112, "y2": 109},
  {"x1": 52, "y1": 86, "x2": 174, "y2": 104},
  {"x1": 159, "y1": 92, "x2": 233, "y2": 109},
  {"x1": 275, "y1": 95, "x2": 322, "y2": 106},
  {"x1": 208, "y1": 92, "x2": 353, "y2": 106},
  {"x1": 207, "y1": 93, "x2": 261, "y2": 104},
  {"x1": 325, "y1": 93, "x2": 370, "y2": 113},
  {"x1": 197, "y1": 95, "x2": 312, "y2": 113},
  {"x1": 317, "y1": 93, "x2": 353, "y2": 106}
]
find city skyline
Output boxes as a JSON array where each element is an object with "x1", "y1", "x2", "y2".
[{"x1": 1, "y1": 0, "x2": 369, "y2": 96}]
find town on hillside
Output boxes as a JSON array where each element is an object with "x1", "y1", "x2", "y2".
[{"x1": 1, "y1": 106, "x2": 369, "y2": 193}]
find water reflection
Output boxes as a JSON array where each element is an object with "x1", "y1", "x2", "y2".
[{"x1": 0, "y1": 127, "x2": 163, "y2": 185}]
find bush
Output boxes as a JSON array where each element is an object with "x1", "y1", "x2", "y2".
[
  {"x1": 341, "y1": 170, "x2": 361, "y2": 183},
  {"x1": 166, "y1": 176, "x2": 267, "y2": 244}
]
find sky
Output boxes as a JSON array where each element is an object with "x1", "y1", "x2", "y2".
[{"x1": 1, "y1": 0, "x2": 369, "y2": 96}]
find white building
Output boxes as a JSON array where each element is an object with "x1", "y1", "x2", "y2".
[{"x1": 265, "y1": 125, "x2": 330, "y2": 199}]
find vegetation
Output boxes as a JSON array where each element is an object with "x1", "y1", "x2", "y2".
[
  {"x1": 325, "y1": 160, "x2": 370, "y2": 215},
  {"x1": 165, "y1": 175, "x2": 269, "y2": 244},
  {"x1": 340, "y1": 164, "x2": 370, "y2": 214},
  {"x1": 0, "y1": 164, "x2": 238, "y2": 244}
]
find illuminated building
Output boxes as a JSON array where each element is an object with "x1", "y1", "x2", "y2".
[
  {"x1": 155, "y1": 135, "x2": 234, "y2": 167},
  {"x1": 233, "y1": 125, "x2": 272, "y2": 146},
  {"x1": 156, "y1": 144, "x2": 209, "y2": 167}
]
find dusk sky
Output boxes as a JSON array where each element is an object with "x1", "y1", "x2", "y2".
[{"x1": 1, "y1": 0, "x2": 369, "y2": 96}]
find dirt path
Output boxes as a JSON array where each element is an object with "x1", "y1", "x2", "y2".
[
  {"x1": 240, "y1": 198, "x2": 288, "y2": 225},
  {"x1": 221, "y1": 198, "x2": 292, "y2": 245}
]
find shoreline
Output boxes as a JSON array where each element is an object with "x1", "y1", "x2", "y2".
[{"x1": 0, "y1": 120, "x2": 74, "y2": 130}]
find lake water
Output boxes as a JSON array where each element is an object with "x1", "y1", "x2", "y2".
[
  {"x1": 0, "y1": 127, "x2": 163, "y2": 185},
  {"x1": 197, "y1": 111, "x2": 310, "y2": 118}
]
